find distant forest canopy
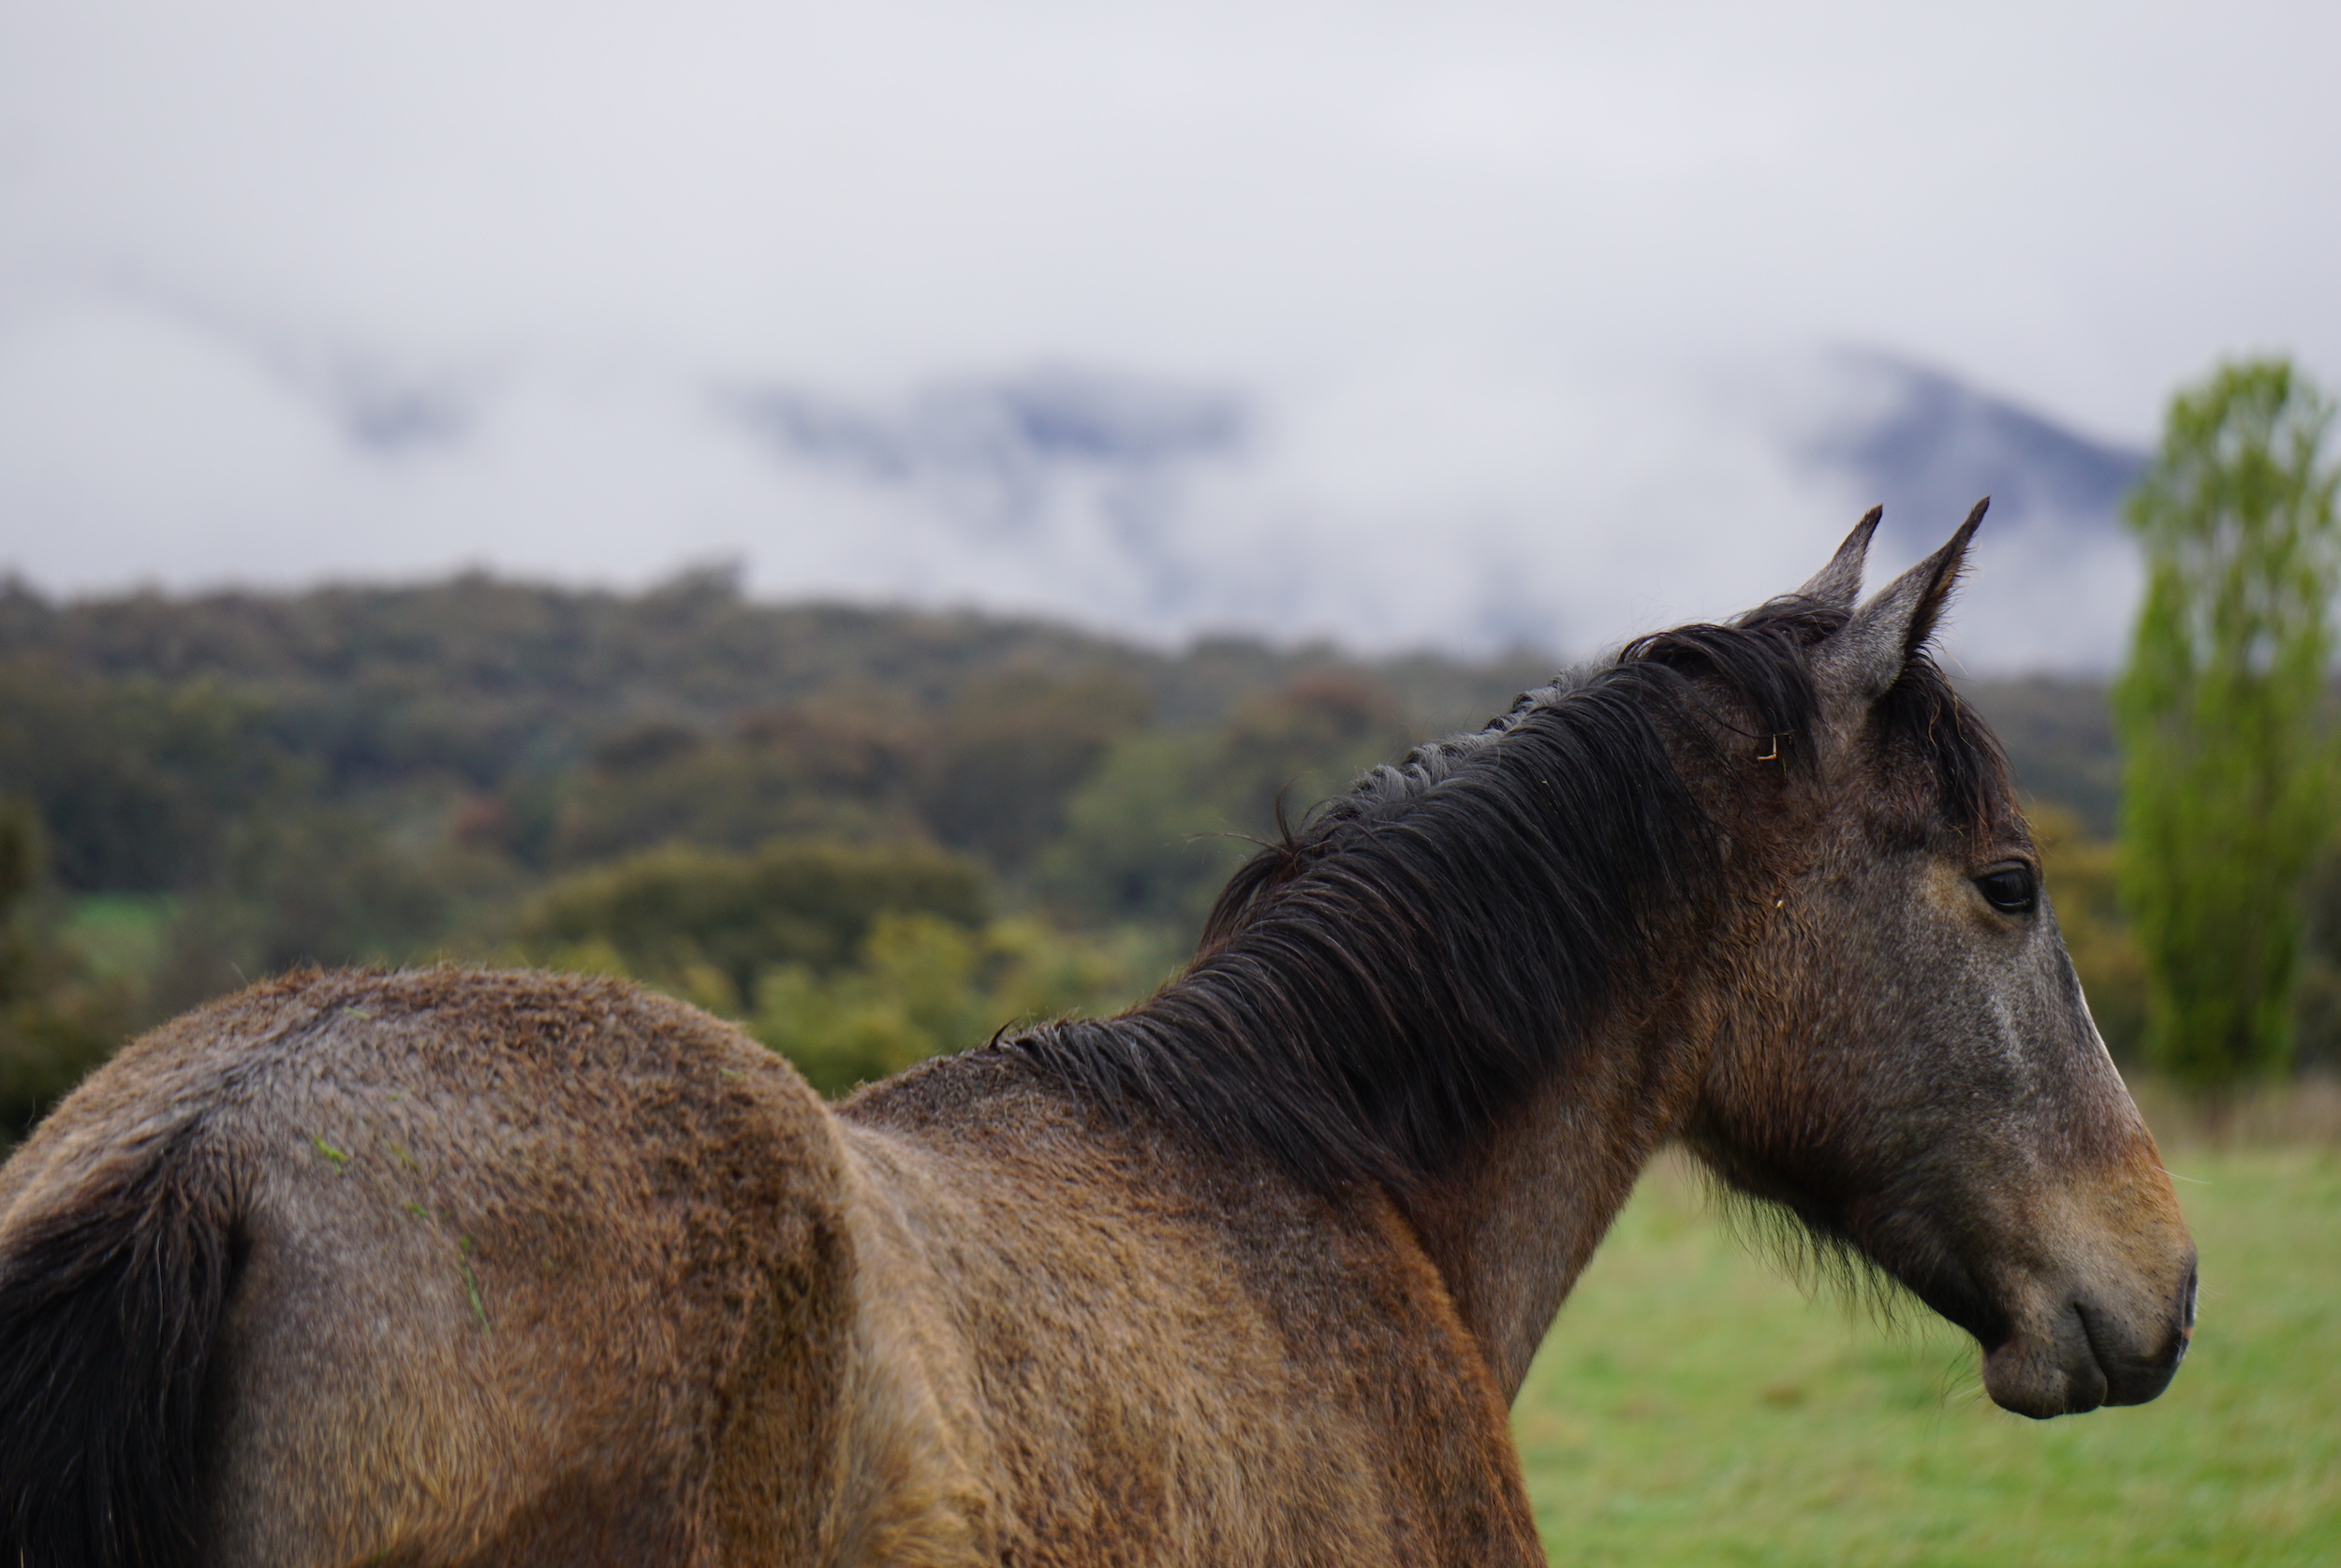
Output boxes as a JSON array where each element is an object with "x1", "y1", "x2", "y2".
[
  {"x1": 0, "y1": 564, "x2": 2120, "y2": 846},
  {"x1": 0, "y1": 564, "x2": 2309, "y2": 1136}
]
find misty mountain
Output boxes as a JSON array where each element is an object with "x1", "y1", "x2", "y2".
[
  {"x1": 1804, "y1": 350, "x2": 2147, "y2": 559},
  {"x1": 729, "y1": 368, "x2": 1248, "y2": 526},
  {"x1": 727, "y1": 352, "x2": 2150, "y2": 574},
  {"x1": 712, "y1": 351, "x2": 2150, "y2": 667},
  {"x1": 0, "y1": 284, "x2": 2153, "y2": 669}
]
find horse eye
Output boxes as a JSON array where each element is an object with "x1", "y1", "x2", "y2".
[{"x1": 1976, "y1": 865, "x2": 2038, "y2": 915}]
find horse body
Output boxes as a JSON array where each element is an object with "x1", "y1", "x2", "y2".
[
  {"x1": 0, "y1": 509, "x2": 2196, "y2": 1565},
  {"x1": 0, "y1": 967, "x2": 1546, "y2": 1564}
]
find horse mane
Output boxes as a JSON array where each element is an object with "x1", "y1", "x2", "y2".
[{"x1": 1009, "y1": 596, "x2": 2015, "y2": 1196}]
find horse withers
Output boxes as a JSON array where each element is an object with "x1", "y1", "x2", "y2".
[{"x1": 0, "y1": 506, "x2": 2194, "y2": 1566}]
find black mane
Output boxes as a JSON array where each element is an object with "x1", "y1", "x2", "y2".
[{"x1": 1009, "y1": 597, "x2": 2012, "y2": 1194}]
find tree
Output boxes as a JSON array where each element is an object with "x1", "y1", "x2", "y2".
[
  {"x1": 1037, "y1": 672, "x2": 1418, "y2": 936},
  {"x1": 515, "y1": 839, "x2": 989, "y2": 1009},
  {"x1": 2115, "y1": 358, "x2": 2341, "y2": 1091}
]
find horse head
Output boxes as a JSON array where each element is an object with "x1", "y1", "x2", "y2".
[{"x1": 1683, "y1": 505, "x2": 2196, "y2": 1419}]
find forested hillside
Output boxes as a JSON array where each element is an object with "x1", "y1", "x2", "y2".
[{"x1": 0, "y1": 566, "x2": 2310, "y2": 1140}]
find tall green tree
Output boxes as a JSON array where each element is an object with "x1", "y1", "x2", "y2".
[{"x1": 2115, "y1": 358, "x2": 2341, "y2": 1091}]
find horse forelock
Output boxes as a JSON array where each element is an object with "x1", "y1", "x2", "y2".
[{"x1": 1013, "y1": 603, "x2": 1855, "y2": 1197}]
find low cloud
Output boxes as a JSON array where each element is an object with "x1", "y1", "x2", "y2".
[{"x1": 0, "y1": 1, "x2": 2330, "y2": 668}]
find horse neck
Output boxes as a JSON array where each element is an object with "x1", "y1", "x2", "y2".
[
  {"x1": 1395, "y1": 990, "x2": 1713, "y2": 1400},
  {"x1": 1023, "y1": 675, "x2": 1767, "y2": 1391}
]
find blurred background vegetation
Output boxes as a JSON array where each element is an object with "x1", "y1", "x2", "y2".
[
  {"x1": 0, "y1": 574, "x2": 1553, "y2": 1133},
  {"x1": 0, "y1": 361, "x2": 2336, "y2": 1139}
]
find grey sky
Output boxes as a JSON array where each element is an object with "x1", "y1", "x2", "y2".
[{"x1": 2, "y1": 0, "x2": 2334, "y2": 662}]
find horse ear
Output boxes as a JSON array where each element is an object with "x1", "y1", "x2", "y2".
[
  {"x1": 1795, "y1": 506, "x2": 1884, "y2": 610},
  {"x1": 1820, "y1": 498, "x2": 1988, "y2": 700}
]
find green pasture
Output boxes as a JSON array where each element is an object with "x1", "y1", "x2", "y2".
[{"x1": 1516, "y1": 1142, "x2": 2340, "y2": 1566}]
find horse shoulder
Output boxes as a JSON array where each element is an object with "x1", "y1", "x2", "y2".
[{"x1": 832, "y1": 1062, "x2": 1546, "y2": 1567}]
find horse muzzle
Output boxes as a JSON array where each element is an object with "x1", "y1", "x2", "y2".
[{"x1": 1980, "y1": 1252, "x2": 2198, "y2": 1419}]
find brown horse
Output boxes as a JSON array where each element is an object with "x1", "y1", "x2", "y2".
[{"x1": 0, "y1": 507, "x2": 2194, "y2": 1567}]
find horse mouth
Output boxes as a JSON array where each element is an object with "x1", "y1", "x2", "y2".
[{"x1": 1981, "y1": 1291, "x2": 2189, "y2": 1419}]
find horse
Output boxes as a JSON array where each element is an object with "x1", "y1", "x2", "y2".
[{"x1": 0, "y1": 506, "x2": 2195, "y2": 1567}]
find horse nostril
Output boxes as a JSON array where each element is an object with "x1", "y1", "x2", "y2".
[{"x1": 2181, "y1": 1266, "x2": 2199, "y2": 1335}]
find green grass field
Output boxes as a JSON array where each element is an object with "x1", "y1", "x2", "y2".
[{"x1": 1515, "y1": 1141, "x2": 2341, "y2": 1567}]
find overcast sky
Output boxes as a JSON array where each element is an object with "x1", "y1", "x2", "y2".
[{"x1": 2, "y1": 0, "x2": 2334, "y2": 661}]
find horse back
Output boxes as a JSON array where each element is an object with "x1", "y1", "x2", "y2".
[
  {"x1": 834, "y1": 1053, "x2": 1545, "y2": 1567},
  {"x1": 0, "y1": 967, "x2": 861, "y2": 1567}
]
